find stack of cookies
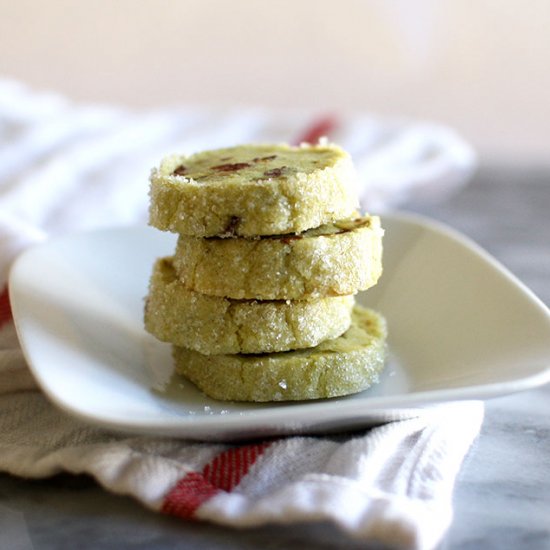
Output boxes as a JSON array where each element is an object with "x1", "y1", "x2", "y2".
[{"x1": 144, "y1": 142, "x2": 387, "y2": 402}]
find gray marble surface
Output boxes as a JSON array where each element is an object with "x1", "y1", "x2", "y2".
[{"x1": 1, "y1": 164, "x2": 549, "y2": 550}]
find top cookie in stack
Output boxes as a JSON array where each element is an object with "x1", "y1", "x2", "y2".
[
  {"x1": 145, "y1": 142, "x2": 387, "y2": 402},
  {"x1": 149, "y1": 142, "x2": 359, "y2": 237}
]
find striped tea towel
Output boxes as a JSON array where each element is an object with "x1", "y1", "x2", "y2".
[{"x1": 0, "y1": 78, "x2": 481, "y2": 550}]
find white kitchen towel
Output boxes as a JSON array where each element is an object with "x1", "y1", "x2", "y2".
[
  {"x1": 0, "y1": 78, "x2": 481, "y2": 550},
  {"x1": 0, "y1": 78, "x2": 476, "y2": 282}
]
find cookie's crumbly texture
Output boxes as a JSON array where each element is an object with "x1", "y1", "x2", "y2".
[
  {"x1": 173, "y1": 305, "x2": 387, "y2": 402},
  {"x1": 144, "y1": 257, "x2": 354, "y2": 355},
  {"x1": 173, "y1": 215, "x2": 383, "y2": 300},
  {"x1": 149, "y1": 143, "x2": 359, "y2": 237}
]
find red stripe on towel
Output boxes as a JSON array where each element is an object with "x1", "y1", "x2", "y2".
[
  {"x1": 0, "y1": 286, "x2": 12, "y2": 328},
  {"x1": 293, "y1": 115, "x2": 339, "y2": 145},
  {"x1": 162, "y1": 441, "x2": 271, "y2": 518}
]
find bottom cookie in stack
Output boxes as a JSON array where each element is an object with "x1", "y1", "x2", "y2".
[{"x1": 172, "y1": 306, "x2": 387, "y2": 402}]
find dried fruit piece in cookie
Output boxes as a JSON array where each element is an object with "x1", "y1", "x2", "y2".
[{"x1": 148, "y1": 143, "x2": 359, "y2": 237}]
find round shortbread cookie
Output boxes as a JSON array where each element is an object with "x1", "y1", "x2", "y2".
[
  {"x1": 173, "y1": 215, "x2": 383, "y2": 300},
  {"x1": 148, "y1": 143, "x2": 359, "y2": 237},
  {"x1": 173, "y1": 305, "x2": 387, "y2": 402},
  {"x1": 144, "y1": 257, "x2": 355, "y2": 355}
]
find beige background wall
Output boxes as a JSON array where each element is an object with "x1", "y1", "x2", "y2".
[{"x1": 1, "y1": 0, "x2": 549, "y2": 164}]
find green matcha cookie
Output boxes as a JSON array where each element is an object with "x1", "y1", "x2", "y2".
[
  {"x1": 173, "y1": 215, "x2": 383, "y2": 300},
  {"x1": 173, "y1": 305, "x2": 387, "y2": 402},
  {"x1": 149, "y1": 143, "x2": 359, "y2": 237},
  {"x1": 144, "y1": 257, "x2": 354, "y2": 355}
]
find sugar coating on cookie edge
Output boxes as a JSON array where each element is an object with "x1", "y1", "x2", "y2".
[
  {"x1": 148, "y1": 143, "x2": 360, "y2": 237},
  {"x1": 172, "y1": 305, "x2": 388, "y2": 402},
  {"x1": 144, "y1": 257, "x2": 355, "y2": 355},
  {"x1": 173, "y1": 215, "x2": 384, "y2": 300}
]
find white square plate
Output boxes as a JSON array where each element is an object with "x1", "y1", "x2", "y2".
[{"x1": 9, "y1": 213, "x2": 550, "y2": 440}]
